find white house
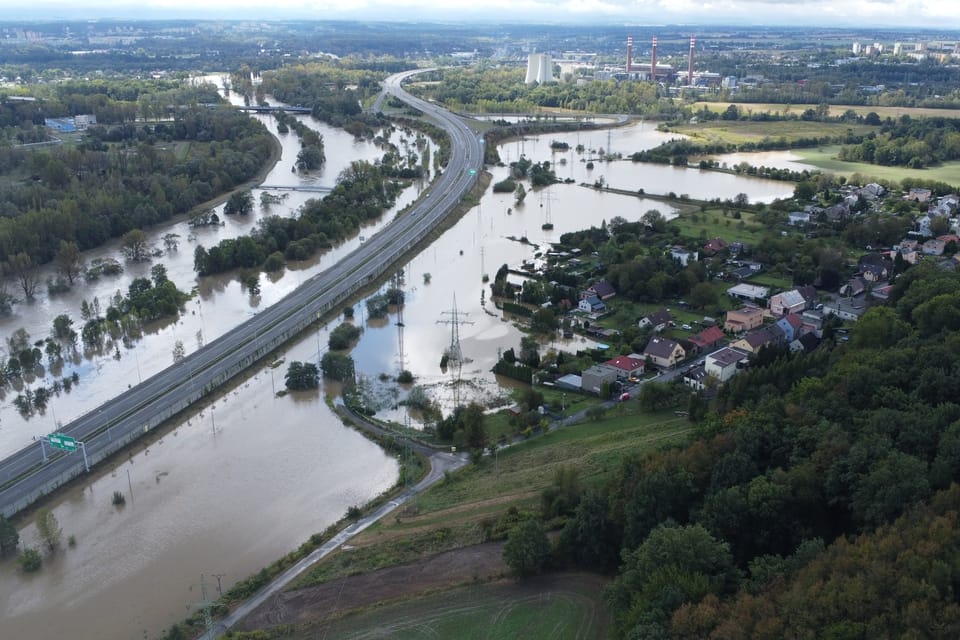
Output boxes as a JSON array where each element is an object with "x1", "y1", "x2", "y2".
[{"x1": 705, "y1": 347, "x2": 749, "y2": 383}]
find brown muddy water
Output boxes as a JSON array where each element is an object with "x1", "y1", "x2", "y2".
[{"x1": 0, "y1": 78, "x2": 794, "y2": 640}]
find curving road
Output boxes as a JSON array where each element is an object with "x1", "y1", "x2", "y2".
[{"x1": 0, "y1": 68, "x2": 484, "y2": 518}]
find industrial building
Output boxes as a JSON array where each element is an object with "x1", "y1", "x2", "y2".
[{"x1": 524, "y1": 53, "x2": 555, "y2": 84}]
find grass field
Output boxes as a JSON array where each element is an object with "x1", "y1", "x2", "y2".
[
  {"x1": 745, "y1": 273, "x2": 793, "y2": 289},
  {"x1": 671, "y1": 119, "x2": 876, "y2": 146},
  {"x1": 793, "y1": 146, "x2": 960, "y2": 186},
  {"x1": 300, "y1": 574, "x2": 608, "y2": 640},
  {"x1": 671, "y1": 207, "x2": 768, "y2": 245},
  {"x1": 295, "y1": 411, "x2": 692, "y2": 589},
  {"x1": 698, "y1": 102, "x2": 960, "y2": 121}
]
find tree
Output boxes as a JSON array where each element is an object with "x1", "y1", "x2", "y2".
[
  {"x1": 690, "y1": 282, "x2": 718, "y2": 310},
  {"x1": 503, "y1": 518, "x2": 550, "y2": 578},
  {"x1": 162, "y1": 233, "x2": 181, "y2": 251},
  {"x1": 285, "y1": 361, "x2": 320, "y2": 390},
  {"x1": 121, "y1": 229, "x2": 151, "y2": 262},
  {"x1": 55, "y1": 240, "x2": 83, "y2": 285},
  {"x1": 17, "y1": 547, "x2": 41, "y2": 572},
  {"x1": 224, "y1": 189, "x2": 254, "y2": 216},
  {"x1": 0, "y1": 514, "x2": 19, "y2": 555},
  {"x1": 172, "y1": 340, "x2": 185, "y2": 364},
  {"x1": 321, "y1": 351, "x2": 355, "y2": 382},
  {"x1": 7, "y1": 252, "x2": 39, "y2": 299},
  {"x1": 35, "y1": 508, "x2": 62, "y2": 551}
]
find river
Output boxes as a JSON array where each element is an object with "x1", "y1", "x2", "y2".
[{"x1": 0, "y1": 78, "x2": 794, "y2": 640}]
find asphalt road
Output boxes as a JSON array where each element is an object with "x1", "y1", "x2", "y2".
[{"x1": 0, "y1": 68, "x2": 484, "y2": 518}]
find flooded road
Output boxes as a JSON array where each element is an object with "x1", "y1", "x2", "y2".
[{"x1": 0, "y1": 82, "x2": 795, "y2": 640}]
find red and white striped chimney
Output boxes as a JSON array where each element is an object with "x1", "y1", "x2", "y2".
[
  {"x1": 651, "y1": 36, "x2": 658, "y2": 81},
  {"x1": 688, "y1": 36, "x2": 696, "y2": 85},
  {"x1": 626, "y1": 36, "x2": 633, "y2": 74}
]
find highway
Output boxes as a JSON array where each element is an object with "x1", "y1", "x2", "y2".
[{"x1": 0, "y1": 68, "x2": 484, "y2": 518}]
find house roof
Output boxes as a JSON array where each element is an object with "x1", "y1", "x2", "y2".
[
  {"x1": 727, "y1": 283, "x2": 770, "y2": 300},
  {"x1": 689, "y1": 325, "x2": 725, "y2": 348},
  {"x1": 605, "y1": 355, "x2": 645, "y2": 372},
  {"x1": 772, "y1": 289, "x2": 806, "y2": 310},
  {"x1": 741, "y1": 328, "x2": 775, "y2": 350},
  {"x1": 708, "y1": 347, "x2": 748, "y2": 368},
  {"x1": 582, "y1": 295, "x2": 604, "y2": 307},
  {"x1": 644, "y1": 337, "x2": 682, "y2": 359},
  {"x1": 589, "y1": 280, "x2": 616, "y2": 298},
  {"x1": 796, "y1": 285, "x2": 819, "y2": 304},
  {"x1": 683, "y1": 365, "x2": 708, "y2": 382},
  {"x1": 704, "y1": 237, "x2": 728, "y2": 253},
  {"x1": 729, "y1": 305, "x2": 764, "y2": 318},
  {"x1": 643, "y1": 308, "x2": 672, "y2": 326},
  {"x1": 779, "y1": 313, "x2": 804, "y2": 330}
]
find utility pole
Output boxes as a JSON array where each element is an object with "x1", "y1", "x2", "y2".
[{"x1": 437, "y1": 295, "x2": 474, "y2": 407}]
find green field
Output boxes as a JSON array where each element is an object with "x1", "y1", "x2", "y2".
[
  {"x1": 295, "y1": 411, "x2": 692, "y2": 589},
  {"x1": 698, "y1": 102, "x2": 960, "y2": 121},
  {"x1": 672, "y1": 119, "x2": 877, "y2": 146},
  {"x1": 299, "y1": 574, "x2": 608, "y2": 640},
  {"x1": 794, "y1": 146, "x2": 960, "y2": 186},
  {"x1": 744, "y1": 273, "x2": 793, "y2": 289},
  {"x1": 671, "y1": 207, "x2": 768, "y2": 245}
]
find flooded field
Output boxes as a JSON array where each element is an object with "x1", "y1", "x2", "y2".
[{"x1": 0, "y1": 80, "x2": 795, "y2": 640}]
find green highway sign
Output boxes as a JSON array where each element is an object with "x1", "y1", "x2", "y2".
[{"x1": 49, "y1": 433, "x2": 77, "y2": 451}]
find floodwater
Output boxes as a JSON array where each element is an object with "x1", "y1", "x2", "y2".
[
  {"x1": 706, "y1": 149, "x2": 820, "y2": 173},
  {"x1": 0, "y1": 78, "x2": 796, "y2": 640}
]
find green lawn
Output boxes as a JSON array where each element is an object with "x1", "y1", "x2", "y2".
[
  {"x1": 697, "y1": 102, "x2": 960, "y2": 121},
  {"x1": 745, "y1": 273, "x2": 793, "y2": 289},
  {"x1": 300, "y1": 574, "x2": 608, "y2": 640},
  {"x1": 671, "y1": 208, "x2": 768, "y2": 245},
  {"x1": 795, "y1": 146, "x2": 960, "y2": 186}
]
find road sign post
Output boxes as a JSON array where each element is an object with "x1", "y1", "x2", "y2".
[{"x1": 48, "y1": 433, "x2": 77, "y2": 452}]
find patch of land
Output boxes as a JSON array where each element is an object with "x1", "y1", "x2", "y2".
[
  {"x1": 671, "y1": 119, "x2": 877, "y2": 146},
  {"x1": 293, "y1": 572, "x2": 610, "y2": 640},
  {"x1": 699, "y1": 102, "x2": 960, "y2": 120},
  {"x1": 794, "y1": 146, "x2": 960, "y2": 185}
]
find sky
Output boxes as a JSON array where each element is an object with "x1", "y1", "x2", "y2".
[{"x1": 2, "y1": 0, "x2": 960, "y2": 29}]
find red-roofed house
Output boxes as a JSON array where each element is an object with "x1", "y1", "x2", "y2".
[
  {"x1": 687, "y1": 325, "x2": 726, "y2": 353},
  {"x1": 703, "y1": 237, "x2": 729, "y2": 255},
  {"x1": 604, "y1": 355, "x2": 645, "y2": 379}
]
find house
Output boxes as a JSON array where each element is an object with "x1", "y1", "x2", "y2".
[
  {"x1": 776, "y1": 313, "x2": 804, "y2": 343},
  {"x1": 907, "y1": 188, "x2": 933, "y2": 203},
  {"x1": 727, "y1": 283, "x2": 770, "y2": 303},
  {"x1": 727, "y1": 265, "x2": 755, "y2": 281},
  {"x1": 790, "y1": 333, "x2": 821, "y2": 354},
  {"x1": 638, "y1": 308, "x2": 672, "y2": 332},
  {"x1": 768, "y1": 289, "x2": 807, "y2": 316},
  {"x1": 578, "y1": 295, "x2": 606, "y2": 314},
  {"x1": 687, "y1": 325, "x2": 726, "y2": 353},
  {"x1": 604, "y1": 355, "x2": 645, "y2": 379},
  {"x1": 858, "y1": 254, "x2": 893, "y2": 281},
  {"x1": 788, "y1": 211, "x2": 811, "y2": 225},
  {"x1": 671, "y1": 247, "x2": 698, "y2": 266},
  {"x1": 922, "y1": 238, "x2": 946, "y2": 256},
  {"x1": 643, "y1": 337, "x2": 686, "y2": 369},
  {"x1": 581, "y1": 365, "x2": 619, "y2": 395},
  {"x1": 555, "y1": 374, "x2": 583, "y2": 392},
  {"x1": 823, "y1": 297, "x2": 869, "y2": 322},
  {"x1": 840, "y1": 276, "x2": 868, "y2": 297},
  {"x1": 731, "y1": 327, "x2": 778, "y2": 354},
  {"x1": 724, "y1": 306, "x2": 764, "y2": 333},
  {"x1": 705, "y1": 347, "x2": 749, "y2": 383},
  {"x1": 683, "y1": 365, "x2": 709, "y2": 391},
  {"x1": 703, "y1": 237, "x2": 729, "y2": 255},
  {"x1": 585, "y1": 280, "x2": 616, "y2": 300}
]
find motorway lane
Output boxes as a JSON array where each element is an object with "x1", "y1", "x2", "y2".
[{"x1": 0, "y1": 69, "x2": 483, "y2": 518}]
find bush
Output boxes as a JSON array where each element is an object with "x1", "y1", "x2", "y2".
[
  {"x1": 396, "y1": 369, "x2": 414, "y2": 384},
  {"x1": 328, "y1": 322, "x2": 361, "y2": 350},
  {"x1": 112, "y1": 491, "x2": 126, "y2": 506},
  {"x1": 17, "y1": 547, "x2": 42, "y2": 572},
  {"x1": 503, "y1": 519, "x2": 550, "y2": 577}
]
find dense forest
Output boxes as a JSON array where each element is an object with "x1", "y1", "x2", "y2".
[
  {"x1": 537, "y1": 263, "x2": 960, "y2": 638},
  {"x1": 0, "y1": 85, "x2": 273, "y2": 267},
  {"x1": 838, "y1": 116, "x2": 960, "y2": 168}
]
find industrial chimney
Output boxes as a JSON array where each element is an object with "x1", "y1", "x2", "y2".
[
  {"x1": 651, "y1": 36, "x2": 658, "y2": 81},
  {"x1": 626, "y1": 36, "x2": 633, "y2": 74},
  {"x1": 688, "y1": 36, "x2": 695, "y2": 85}
]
